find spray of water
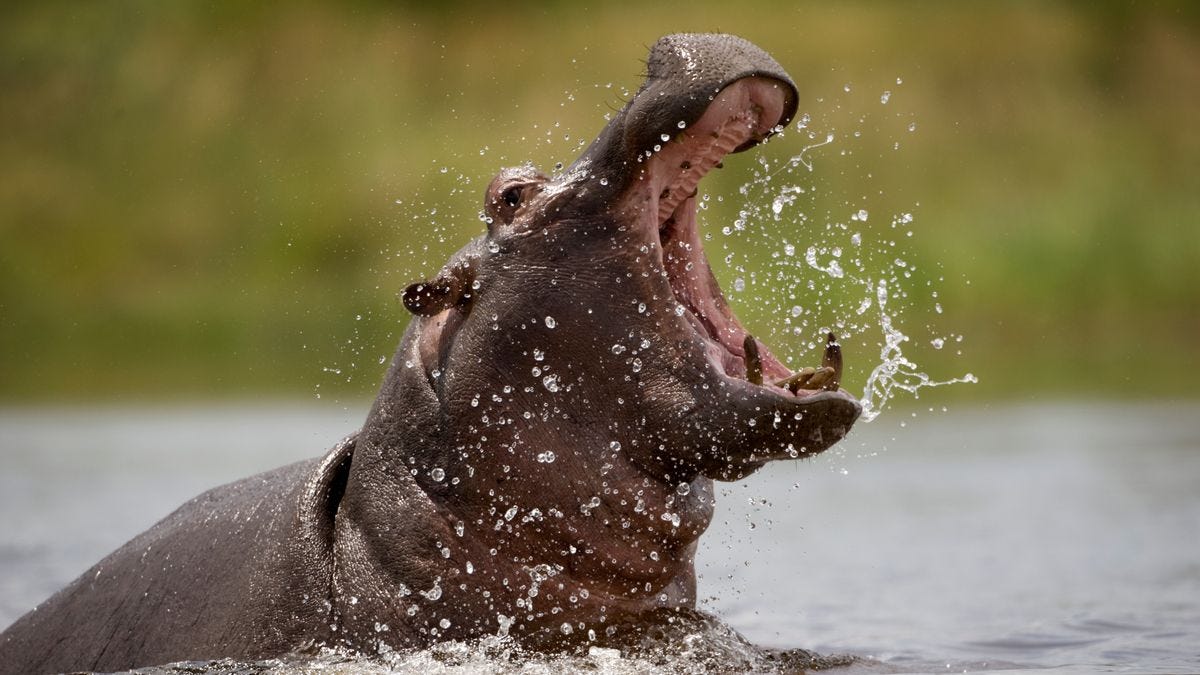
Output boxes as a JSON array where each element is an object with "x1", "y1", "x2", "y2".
[
  {"x1": 718, "y1": 85, "x2": 975, "y2": 422},
  {"x1": 373, "y1": 82, "x2": 976, "y2": 421}
]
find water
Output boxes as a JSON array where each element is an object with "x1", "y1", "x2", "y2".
[{"x1": 1, "y1": 402, "x2": 1197, "y2": 673}]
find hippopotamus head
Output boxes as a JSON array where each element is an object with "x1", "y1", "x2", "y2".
[
  {"x1": 342, "y1": 33, "x2": 860, "y2": 641},
  {"x1": 391, "y1": 34, "x2": 857, "y2": 480}
]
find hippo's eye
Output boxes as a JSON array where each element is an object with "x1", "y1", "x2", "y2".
[
  {"x1": 502, "y1": 187, "x2": 522, "y2": 208},
  {"x1": 484, "y1": 167, "x2": 547, "y2": 230}
]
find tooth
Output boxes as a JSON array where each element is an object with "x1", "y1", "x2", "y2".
[
  {"x1": 802, "y1": 367, "x2": 835, "y2": 390},
  {"x1": 776, "y1": 367, "x2": 815, "y2": 393},
  {"x1": 742, "y1": 335, "x2": 763, "y2": 386},
  {"x1": 821, "y1": 332, "x2": 843, "y2": 391}
]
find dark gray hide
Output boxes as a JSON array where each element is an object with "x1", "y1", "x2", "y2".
[{"x1": 0, "y1": 34, "x2": 860, "y2": 674}]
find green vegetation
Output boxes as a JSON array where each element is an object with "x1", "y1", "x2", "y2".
[{"x1": 1, "y1": 2, "x2": 1197, "y2": 403}]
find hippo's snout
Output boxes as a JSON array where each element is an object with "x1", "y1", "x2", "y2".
[
  {"x1": 570, "y1": 34, "x2": 798, "y2": 197},
  {"x1": 638, "y1": 33, "x2": 799, "y2": 149},
  {"x1": 582, "y1": 35, "x2": 860, "y2": 472}
]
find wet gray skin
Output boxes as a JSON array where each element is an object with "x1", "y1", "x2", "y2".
[{"x1": 0, "y1": 34, "x2": 860, "y2": 673}]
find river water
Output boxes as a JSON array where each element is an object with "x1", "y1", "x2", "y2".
[{"x1": 0, "y1": 401, "x2": 1197, "y2": 674}]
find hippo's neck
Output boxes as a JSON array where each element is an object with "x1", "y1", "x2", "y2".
[{"x1": 329, "y1": 362, "x2": 716, "y2": 645}]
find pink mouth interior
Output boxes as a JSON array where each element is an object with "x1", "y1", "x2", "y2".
[{"x1": 640, "y1": 77, "x2": 811, "y2": 391}]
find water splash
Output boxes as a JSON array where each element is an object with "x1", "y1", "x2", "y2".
[
  {"x1": 722, "y1": 87, "x2": 975, "y2": 422},
  {"x1": 858, "y1": 278, "x2": 977, "y2": 422}
]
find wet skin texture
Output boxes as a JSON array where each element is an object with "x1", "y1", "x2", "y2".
[{"x1": 0, "y1": 34, "x2": 860, "y2": 673}]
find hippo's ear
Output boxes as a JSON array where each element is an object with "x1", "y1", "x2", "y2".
[
  {"x1": 402, "y1": 280, "x2": 457, "y2": 316},
  {"x1": 402, "y1": 260, "x2": 476, "y2": 316}
]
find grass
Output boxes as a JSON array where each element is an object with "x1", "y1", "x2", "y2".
[{"x1": 1, "y1": 1, "x2": 1197, "y2": 403}]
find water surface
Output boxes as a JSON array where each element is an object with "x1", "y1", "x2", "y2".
[{"x1": 1, "y1": 402, "x2": 1196, "y2": 673}]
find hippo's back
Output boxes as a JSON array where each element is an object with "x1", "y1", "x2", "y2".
[{"x1": 0, "y1": 440, "x2": 351, "y2": 675}]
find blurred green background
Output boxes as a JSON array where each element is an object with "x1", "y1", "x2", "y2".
[{"x1": 1, "y1": 1, "x2": 1197, "y2": 404}]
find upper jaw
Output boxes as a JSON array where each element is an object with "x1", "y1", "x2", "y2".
[
  {"x1": 565, "y1": 33, "x2": 798, "y2": 201},
  {"x1": 643, "y1": 76, "x2": 793, "y2": 224}
]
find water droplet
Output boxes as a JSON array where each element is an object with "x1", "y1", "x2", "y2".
[
  {"x1": 609, "y1": 441, "x2": 622, "y2": 452},
  {"x1": 880, "y1": 90, "x2": 891, "y2": 104},
  {"x1": 611, "y1": 343, "x2": 626, "y2": 355},
  {"x1": 631, "y1": 358, "x2": 642, "y2": 373},
  {"x1": 580, "y1": 496, "x2": 601, "y2": 515},
  {"x1": 430, "y1": 468, "x2": 445, "y2": 482},
  {"x1": 560, "y1": 622, "x2": 574, "y2": 635},
  {"x1": 544, "y1": 316, "x2": 557, "y2": 329},
  {"x1": 599, "y1": 177, "x2": 608, "y2": 186},
  {"x1": 676, "y1": 482, "x2": 691, "y2": 496},
  {"x1": 537, "y1": 451, "x2": 557, "y2": 463},
  {"x1": 677, "y1": 120, "x2": 687, "y2": 129},
  {"x1": 439, "y1": 618, "x2": 451, "y2": 629},
  {"x1": 533, "y1": 348, "x2": 545, "y2": 362},
  {"x1": 931, "y1": 338, "x2": 945, "y2": 349},
  {"x1": 542, "y1": 374, "x2": 560, "y2": 392},
  {"x1": 733, "y1": 278, "x2": 746, "y2": 292}
]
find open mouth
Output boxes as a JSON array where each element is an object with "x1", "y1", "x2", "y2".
[{"x1": 641, "y1": 77, "x2": 847, "y2": 399}]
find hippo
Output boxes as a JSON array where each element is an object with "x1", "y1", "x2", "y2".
[{"x1": 0, "y1": 33, "x2": 860, "y2": 673}]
